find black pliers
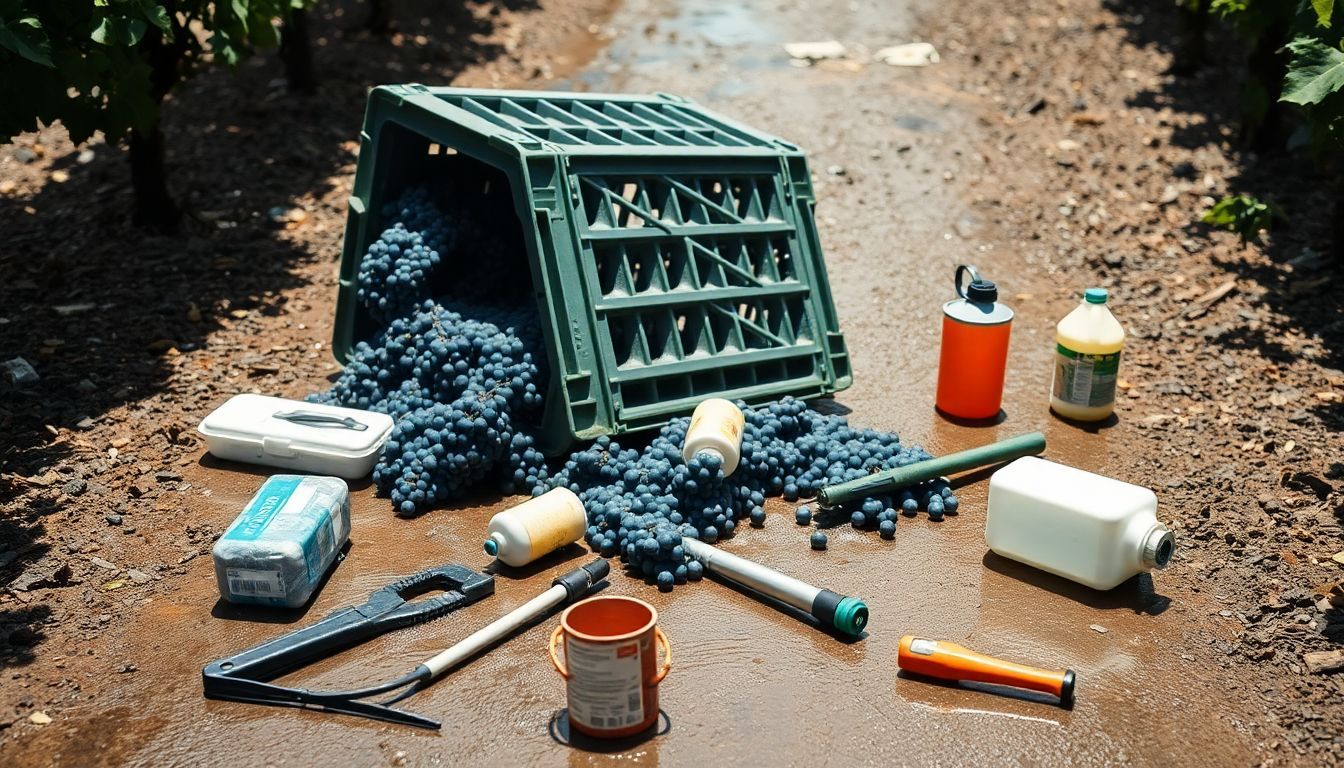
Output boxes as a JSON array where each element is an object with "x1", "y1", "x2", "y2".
[{"x1": 203, "y1": 564, "x2": 494, "y2": 728}]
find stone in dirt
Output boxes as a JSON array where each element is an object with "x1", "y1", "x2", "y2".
[
  {"x1": 874, "y1": 42, "x2": 939, "y2": 67},
  {"x1": 28, "y1": 711, "x2": 52, "y2": 725},
  {"x1": 784, "y1": 40, "x2": 846, "y2": 61},
  {"x1": 1304, "y1": 650, "x2": 1344, "y2": 675},
  {"x1": 10, "y1": 560, "x2": 73, "y2": 591},
  {"x1": 1, "y1": 357, "x2": 39, "y2": 387}
]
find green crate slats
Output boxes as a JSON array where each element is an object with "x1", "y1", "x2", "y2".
[{"x1": 334, "y1": 85, "x2": 852, "y2": 455}]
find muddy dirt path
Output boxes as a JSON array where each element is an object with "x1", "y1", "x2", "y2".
[{"x1": 3, "y1": 0, "x2": 1339, "y2": 765}]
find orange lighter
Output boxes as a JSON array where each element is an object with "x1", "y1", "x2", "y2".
[{"x1": 898, "y1": 635, "x2": 1076, "y2": 707}]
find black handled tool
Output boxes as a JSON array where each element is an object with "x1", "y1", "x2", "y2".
[
  {"x1": 202, "y1": 560, "x2": 608, "y2": 729},
  {"x1": 202, "y1": 564, "x2": 494, "y2": 728}
]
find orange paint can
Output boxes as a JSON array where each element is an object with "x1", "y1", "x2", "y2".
[
  {"x1": 935, "y1": 265, "x2": 1014, "y2": 420},
  {"x1": 548, "y1": 595, "x2": 671, "y2": 739}
]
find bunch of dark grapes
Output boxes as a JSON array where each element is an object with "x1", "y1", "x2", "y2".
[
  {"x1": 314, "y1": 182, "x2": 550, "y2": 516},
  {"x1": 548, "y1": 397, "x2": 957, "y2": 591},
  {"x1": 356, "y1": 187, "x2": 460, "y2": 324},
  {"x1": 314, "y1": 298, "x2": 549, "y2": 516}
]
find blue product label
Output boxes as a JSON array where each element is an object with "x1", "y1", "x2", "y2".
[
  {"x1": 224, "y1": 476, "x2": 303, "y2": 542},
  {"x1": 304, "y1": 506, "x2": 334, "y2": 584}
]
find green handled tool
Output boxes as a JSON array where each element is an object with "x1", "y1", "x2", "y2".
[{"x1": 815, "y1": 432, "x2": 1046, "y2": 508}]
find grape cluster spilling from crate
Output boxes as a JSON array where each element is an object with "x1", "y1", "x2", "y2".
[{"x1": 314, "y1": 184, "x2": 957, "y2": 586}]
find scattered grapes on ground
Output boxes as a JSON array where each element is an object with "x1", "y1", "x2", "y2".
[{"x1": 314, "y1": 184, "x2": 959, "y2": 583}]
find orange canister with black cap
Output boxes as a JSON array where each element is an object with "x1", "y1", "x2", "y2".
[{"x1": 935, "y1": 265, "x2": 1014, "y2": 420}]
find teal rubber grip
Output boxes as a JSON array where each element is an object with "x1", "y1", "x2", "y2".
[
  {"x1": 810, "y1": 589, "x2": 869, "y2": 637},
  {"x1": 815, "y1": 432, "x2": 1046, "y2": 508}
]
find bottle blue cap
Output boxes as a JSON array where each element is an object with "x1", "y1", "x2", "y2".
[
  {"x1": 483, "y1": 538, "x2": 498, "y2": 556},
  {"x1": 1084, "y1": 288, "x2": 1108, "y2": 304}
]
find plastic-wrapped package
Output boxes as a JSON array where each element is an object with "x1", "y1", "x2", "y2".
[{"x1": 212, "y1": 475, "x2": 351, "y2": 607}]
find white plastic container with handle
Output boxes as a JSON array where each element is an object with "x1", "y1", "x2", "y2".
[
  {"x1": 197, "y1": 394, "x2": 394, "y2": 479},
  {"x1": 986, "y1": 457, "x2": 1174, "y2": 591}
]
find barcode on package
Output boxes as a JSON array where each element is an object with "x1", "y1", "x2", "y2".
[{"x1": 226, "y1": 568, "x2": 285, "y2": 598}]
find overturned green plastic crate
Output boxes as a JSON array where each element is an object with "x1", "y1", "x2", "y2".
[{"x1": 333, "y1": 85, "x2": 852, "y2": 455}]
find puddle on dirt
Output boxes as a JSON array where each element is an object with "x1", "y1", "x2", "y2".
[{"x1": 567, "y1": 0, "x2": 789, "y2": 92}]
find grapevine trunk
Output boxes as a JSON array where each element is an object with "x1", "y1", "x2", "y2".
[
  {"x1": 281, "y1": 8, "x2": 318, "y2": 95},
  {"x1": 128, "y1": 124, "x2": 181, "y2": 233}
]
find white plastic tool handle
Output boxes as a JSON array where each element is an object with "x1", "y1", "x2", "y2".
[
  {"x1": 682, "y1": 538, "x2": 820, "y2": 613},
  {"x1": 422, "y1": 584, "x2": 568, "y2": 677}
]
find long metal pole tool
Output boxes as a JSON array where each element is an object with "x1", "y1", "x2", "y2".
[
  {"x1": 682, "y1": 538, "x2": 868, "y2": 636},
  {"x1": 420, "y1": 559, "x2": 608, "y2": 678}
]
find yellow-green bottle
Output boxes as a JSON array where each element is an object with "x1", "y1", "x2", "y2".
[{"x1": 1050, "y1": 288, "x2": 1124, "y2": 421}]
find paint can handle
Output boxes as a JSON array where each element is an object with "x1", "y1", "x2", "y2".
[
  {"x1": 548, "y1": 625, "x2": 570, "y2": 679},
  {"x1": 652, "y1": 627, "x2": 672, "y2": 684},
  {"x1": 954, "y1": 264, "x2": 982, "y2": 299}
]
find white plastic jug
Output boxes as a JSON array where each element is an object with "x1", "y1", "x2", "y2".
[{"x1": 986, "y1": 457, "x2": 1174, "y2": 590}]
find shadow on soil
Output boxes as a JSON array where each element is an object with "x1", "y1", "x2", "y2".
[
  {"x1": 895, "y1": 669, "x2": 1073, "y2": 711},
  {"x1": 983, "y1": 552, "x2": 1172, "y2": 615},
  {"x1": 1098, "y1": 0, "x2": 1343, "y2": 430},
  {"x1": 0, "y1": 0, "x2": 537, "y2": 663},
  {"x1": 549, "y1": 708, "x2": 671, "y2": 751}
]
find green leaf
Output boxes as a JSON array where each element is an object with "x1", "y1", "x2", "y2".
[
  {"x1": 1312, "y1": 0, "x2": 1335, "y2": 28},
  {"x1": 0, "y1": 16, "x2": 54, "y2": 67},
  {"x1": 231, "y1": 0, "x2": 249, "y2": 32},
  {"x1": 1201, "y1": 194, "x2": 1273, "y2": 243},
  {"x1": 133, "y1": 2, "x2": 173, "y2": 35},
  {"x1": 1282, "y1": 37, "x2": 1344, "y2": 106},
  {"x1": 91, "y1": 16, "x2": 149, "y2": 47},
  {"x1": 104, "y1": 53, "x2": 158, "y2": 136}
]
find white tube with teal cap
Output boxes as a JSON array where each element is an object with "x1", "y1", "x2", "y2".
[{"x1": 483, "y1": 488, "x2": 586, "y2": 567}]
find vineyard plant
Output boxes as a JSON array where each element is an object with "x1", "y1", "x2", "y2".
[
  {"x1": 0, "y1": 0, "x2": 314, "y2": 231},
  {"x1": 1192, "y1": 0, "x2": 1344, "y2": 254}
]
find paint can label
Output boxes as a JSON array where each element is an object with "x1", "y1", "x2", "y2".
[{"x1": 565, "y1": 637, "x2": 645, "y2": 731}]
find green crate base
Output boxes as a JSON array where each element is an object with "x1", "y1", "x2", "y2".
[{"x1": 334, "y1": 86, "x2": 852, "y2": 455}]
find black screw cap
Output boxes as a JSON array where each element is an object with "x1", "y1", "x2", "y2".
[{"x1": 966, "y1": 279, "x2": 998, "y2": 304}]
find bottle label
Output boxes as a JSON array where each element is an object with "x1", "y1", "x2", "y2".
[
  {"x1": 518, "y1": 490, "x2": 583, "y2": 560},
  {"x1": 688, "y1": 401, "x2": 744, "y2": 443},
  {"x1": 1052, "y1": 344, "x2": 1120, "y2": 408}
]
